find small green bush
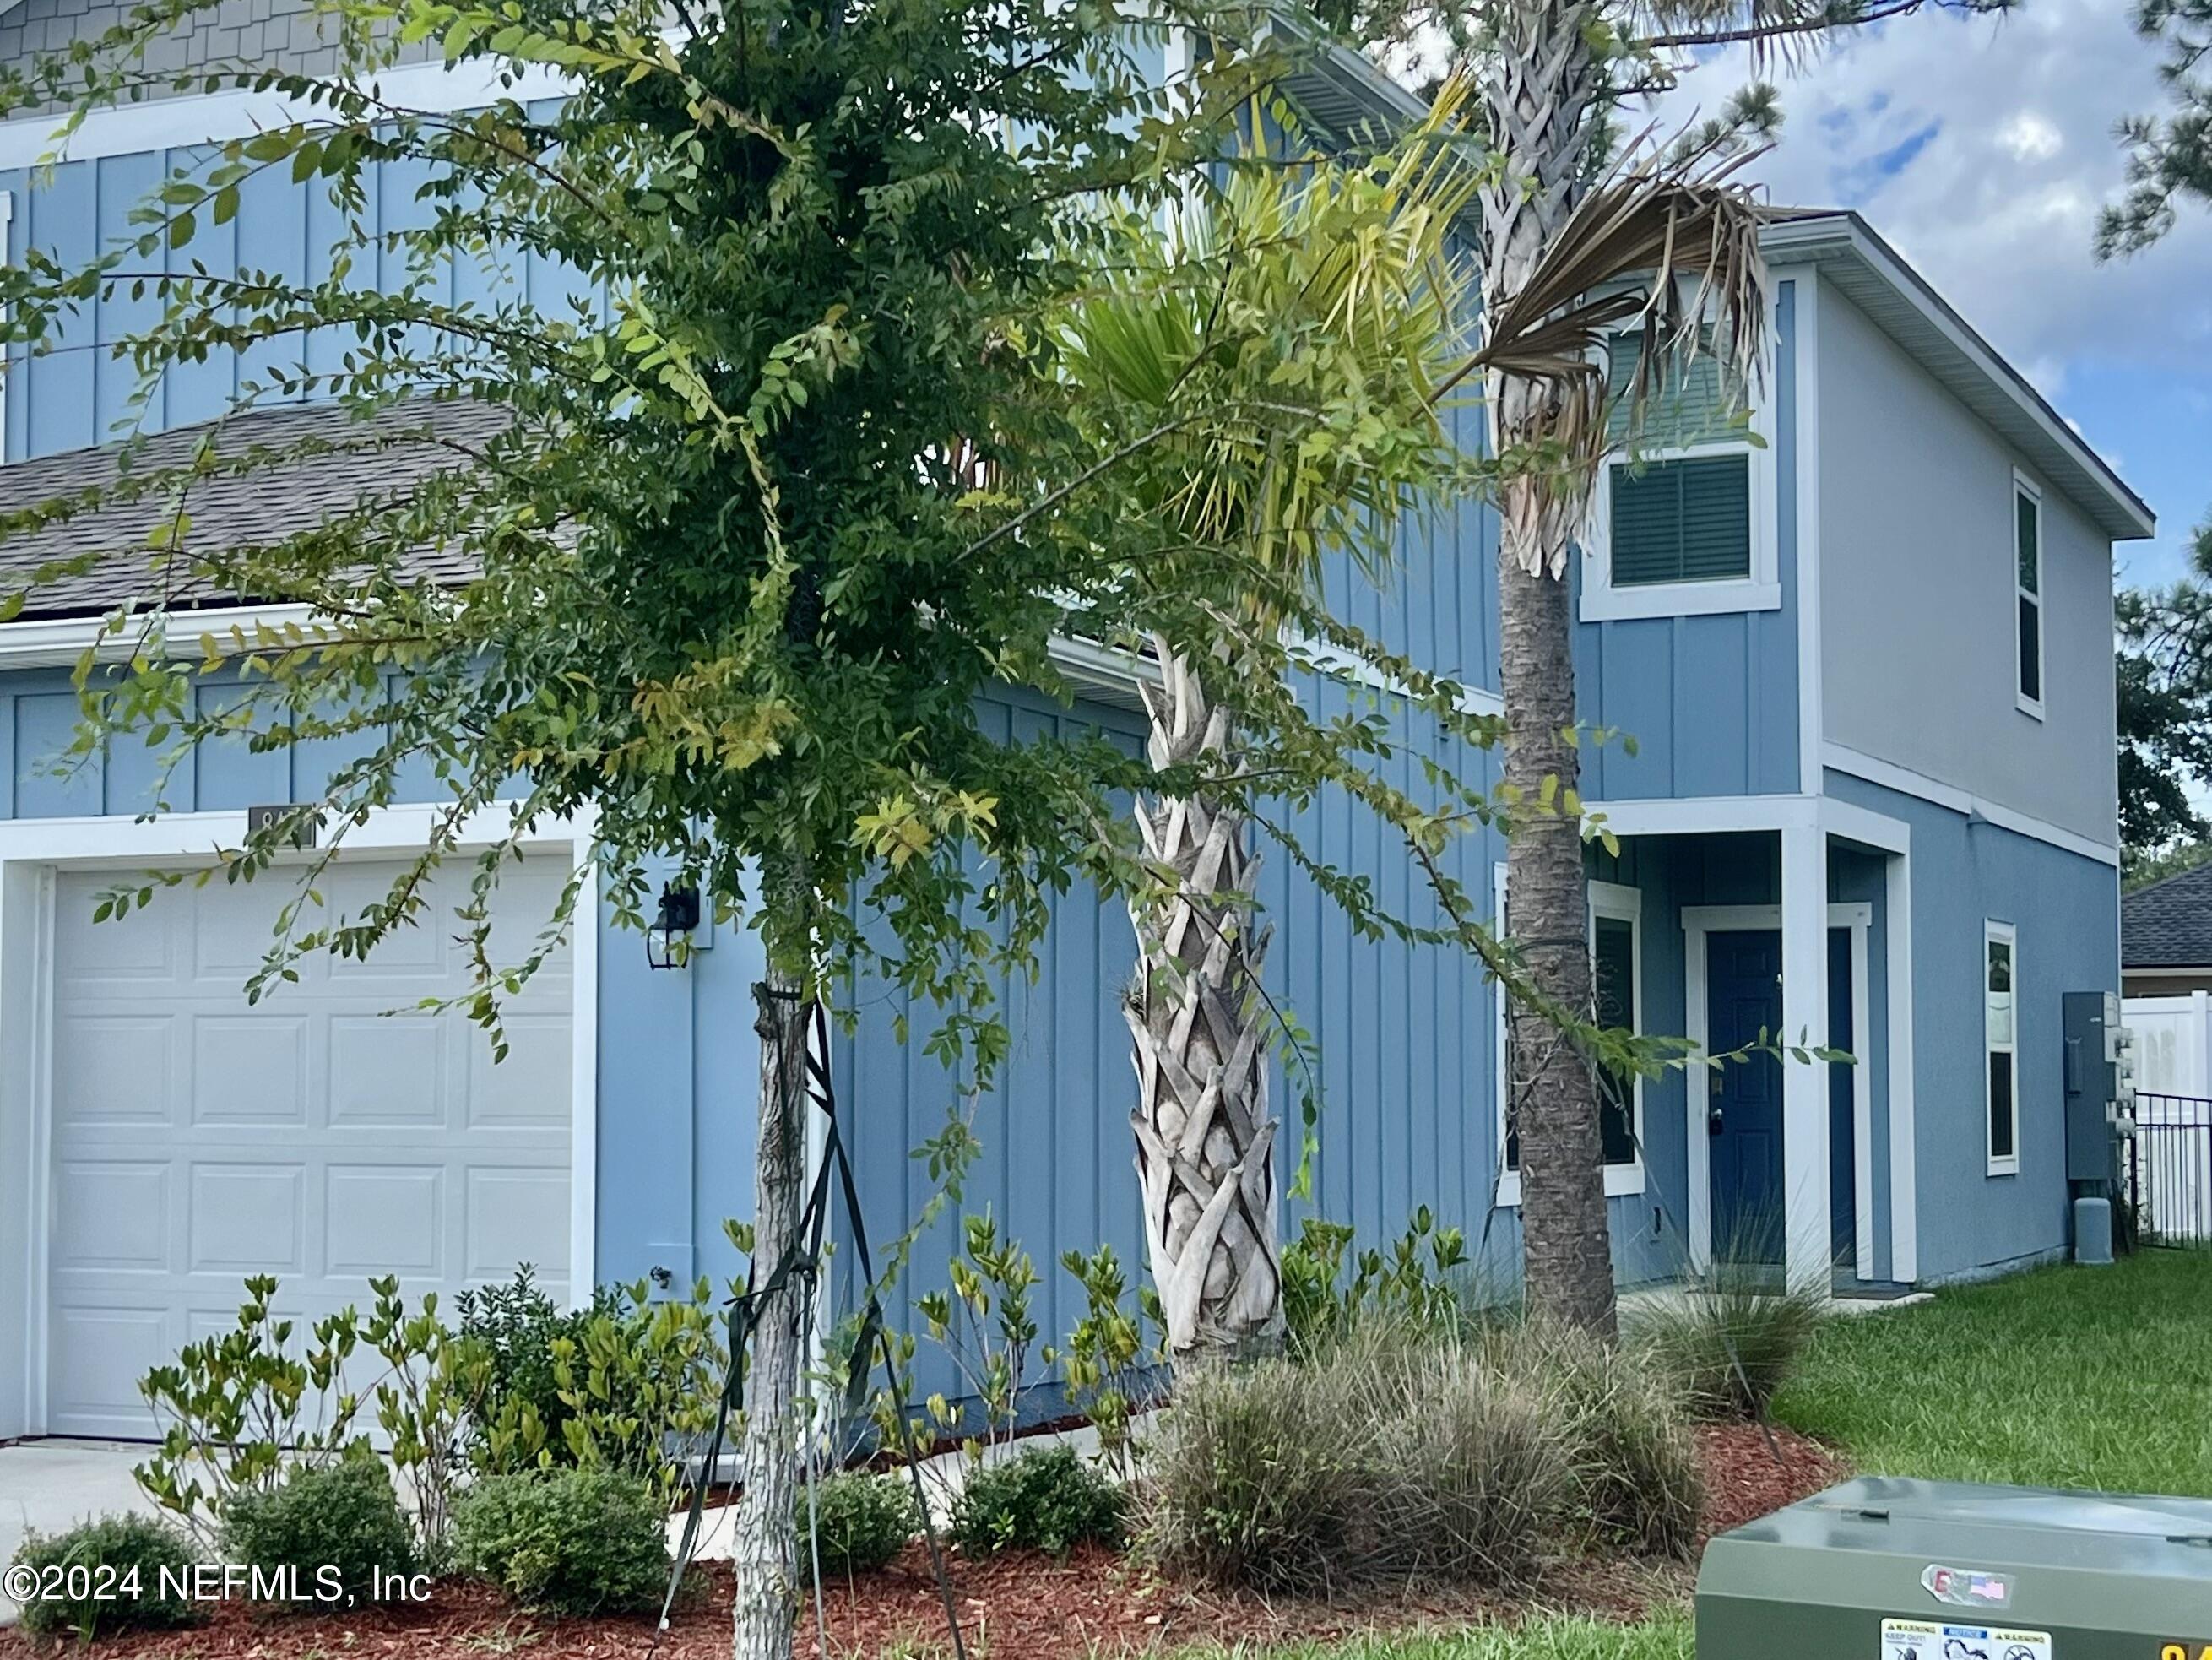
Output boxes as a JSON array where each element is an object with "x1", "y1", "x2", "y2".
[
  {"x1": 9, "y1": 1515, "x2": 204, "y2": 1641},
  {"x1": 219, "y1": 1457, "x2": 417, "y2": 1608},
  {"x1": 1143, "y1": 1324, "x2": 1561, "y2": 1594},
  {"x1": 452, "y1": 1469, "x2": 670, "y2": 1615},
  {"x1": 1627, "y1": 1265, "x2": 1829, "y2": 1420},
  {"x1": 1493, "y1": 1319, "x2": 1703, "y2": 1556},
  {"x1": 800, "y1": 1470, "x2": 922, "y2": 1576},
  {"x1": 949, "y1": 1445, "x2": 1124, "y2": 1557}
]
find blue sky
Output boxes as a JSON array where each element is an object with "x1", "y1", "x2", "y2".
[{"x1": 1643, "y1": 1, "x2": 2212, "y2": 591}]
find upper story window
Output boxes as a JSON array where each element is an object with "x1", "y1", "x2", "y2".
[
  {"x1": 1580, "y1": 330, "x2": 1780, "y2": 624},
  {"x1": 2014, "y1": 472, "x2": 2044, "y2": 719}
]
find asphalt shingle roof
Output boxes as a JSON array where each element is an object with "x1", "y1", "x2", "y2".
[
  {"x1": 0, "y1": 399, "x2": 507, "y2": 621},
  {"x1": 2123, "y1": 861, "x2": 2212, "y2": 969}
]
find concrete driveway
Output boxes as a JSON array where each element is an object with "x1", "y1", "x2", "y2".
[{"x1": 0, "y1": 1441, "x2": 155, "y2": 1625}]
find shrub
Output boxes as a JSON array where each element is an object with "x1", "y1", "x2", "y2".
[
  {"x1": 220, "y1": 1457, "x2": 417, "y2": 1608},
  {"x1": 9, "y1": 1515, "x2": 203, "y2": 1641},
  {"x1": 1279, "y1": 1210, "x2": 1472, "y2": 1361},
  {"x1": 800, "y1": 1470, "x2": 922, "y2": 1577},
  {"x1": 452, "y1": 1469, "x2": 670, "y2": 1615},
  {"x1": 949, "y1": 1445, "x2": 1124, "y2": 1557},
  {"x1": 461, "y1": 1269, "x2": 723, "y2": 1494},
  {"x1": 1143, "y1": 1326, "x2": 1561, "y2": 1595},
  {"x1": 1492, "y1": 1319, "x2": 1702, "y2": 1557},
  {"x1": 1627, "y1": 1264, "x2": 1829, "y2": 1420}
]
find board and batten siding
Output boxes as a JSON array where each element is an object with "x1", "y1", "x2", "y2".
[{"x1": 1816, "y1": 276, "x2": 2120, "y2": 849}]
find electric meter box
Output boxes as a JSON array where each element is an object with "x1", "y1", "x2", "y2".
[{"x1": 1696, "y1": 1476, "x2": 2212, "y2": 1660}]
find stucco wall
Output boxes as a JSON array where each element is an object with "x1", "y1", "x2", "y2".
[
  {"x1": 1827, "y1": 768, "x2": 2118, "y2": 1283},
  {"x1": 1817, "y1": 279, "x2": 2119, "y2": 848}
]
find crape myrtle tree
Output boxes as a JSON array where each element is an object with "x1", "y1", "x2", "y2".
[
  {"x1": 0, "y1": 0, "x2": 1656, "y2": 1652},
  {"x1": 1309, "y1": 0, "x2": 2015, "y2": 1335}
]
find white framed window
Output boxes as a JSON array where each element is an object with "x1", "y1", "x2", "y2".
[
  {"x1": 1579, "y1": 327, "x2": 1780, "y2": 624},
  {"x1": 2014, "y1": 471, "x2": 2044, "y2": 719},
  {"x1": 1985, "y1": 920, "x2": 2020, "y2": 1177},
  {"x1": 1494, "y1": 871, "x2": 1646, "y2": 1206}
]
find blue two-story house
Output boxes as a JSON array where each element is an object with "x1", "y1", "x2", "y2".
[{"x1": 0, "y1": 18, "x2": 2152, "y2": 1441}]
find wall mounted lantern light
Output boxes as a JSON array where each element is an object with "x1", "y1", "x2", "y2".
[{"x1": 646, "y1": 884, "x2": 702, "y2": 971}]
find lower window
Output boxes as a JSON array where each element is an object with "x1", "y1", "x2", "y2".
[{"x1": 1986, "y1": 920, "x2": 2019, "y2": 1174}]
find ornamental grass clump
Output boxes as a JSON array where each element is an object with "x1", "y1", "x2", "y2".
[
  {"x1": 1626, "y1": 1256, "x2": 1830, "y2": 1421},
  {"x1": 1142, "y1": 1319, "x2": 1563, "y2": 1595},
  {"x1": 1489, "y1": 1316, "x2": 1703, "y2": 1557}
]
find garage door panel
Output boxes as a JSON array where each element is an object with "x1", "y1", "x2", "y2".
[
  {"x1": 47, "y1": 858, "x2": 575, "y2": 1439},
  {"x1": 468, "y1": 1013, "x2": 569, "y2": 1128},
  {"x1": 464, "y1": 1169, "x2": 568, "y2": 1285},
  {"x1": 188, "y1": 1165, "x2": 306, "y2": 1275},
  {"x1": 327, "y1": 1165, "x2": 445, "y2": 1276},
  {"x1": 53, "y1": 1016, "x2": 178, "y2": 1124},
  {"x1": 53, "y1": 1162, "x2": 171, "y2": 1272},
  {"x1": 191, "y1": 1016, "x2": 311, "y2": 1126},
  {"x1": 331, "y1": 1017, "x2": 447, "y2": 1126},
  {"x1": 49, "y1": 1307, "x2": 173, "y2": 1435}
]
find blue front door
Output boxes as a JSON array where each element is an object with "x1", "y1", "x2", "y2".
[{"x1": 1707, "y1": 930, "x2": 1783, "y2": 1262}]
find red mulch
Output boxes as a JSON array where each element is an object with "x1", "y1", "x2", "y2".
[{"x1": 9, "y1": 1425, "x2": 1846, "y2": 1660}]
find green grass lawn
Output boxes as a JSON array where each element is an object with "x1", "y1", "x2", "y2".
[
  {"x1": 1772, "y1": 1247, "x2": 2212, "y2": 1494},
  {"x1": 1174, "y1": 1250, "x2": 2212, "y2": 1659}
]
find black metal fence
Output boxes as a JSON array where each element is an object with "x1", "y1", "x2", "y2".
[{"x1": 2127, "y1": 1093, "x2": 2212, "y2": 1246}]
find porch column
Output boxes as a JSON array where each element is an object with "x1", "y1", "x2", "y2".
[{"x1": 1780, "y1": 823, "x2": 1832, "y2": 1293}]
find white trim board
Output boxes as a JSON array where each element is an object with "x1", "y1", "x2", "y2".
[
  {"x1": 0, "y1": 57, "x2": 577, "y2": 171},
  {"x1": 1821, "y1": 740, "x2": 2120, "y2": 867},
  {"x1": 0, "y1": 801, "x2": 598, "y2": 1441},
  {"x1": 1792, "y1": 270, "x2": 1824, "y2": 799},
  {"x1": 1680, "y1": 899, "x2": 1872, "y2": 1283}
]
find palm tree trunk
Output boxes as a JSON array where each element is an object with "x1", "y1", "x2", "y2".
[
  {"x1": 1482, "y1": 4, "x2": 1618, "y2": 1339},
  {"x1": 1126, "y1": 642, "x2": 1282, "y2": 1366},
  {"x1": 732, "y1": 856, "x2": 813, "y2": 1660}
]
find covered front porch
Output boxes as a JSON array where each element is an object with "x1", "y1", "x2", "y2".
[{"x1": 1593, "y1": 796, "x2": 1918, "y2": 1294}]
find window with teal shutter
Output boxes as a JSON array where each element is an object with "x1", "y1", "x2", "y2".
[
  {"x1": 1601, "y1": 331, "x2": 1756, "y2": 591},
  {"x1": 1608, "y1": 453, "x2": 1752, "y2": 586}
]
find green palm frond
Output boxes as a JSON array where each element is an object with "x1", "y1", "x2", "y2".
[{"x1": 1061, "y1": 73, "x2": 1484, "y2": 586}]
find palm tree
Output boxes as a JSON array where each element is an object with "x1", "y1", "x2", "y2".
[
  {"x1": 1060, "y1": 81, "x2": 1483, "y2": 1364},
  {"x1": 1430, "y1": 0, "x2": 1998, "y2": 1334}
]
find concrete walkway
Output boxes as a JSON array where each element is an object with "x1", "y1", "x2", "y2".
[{"x1": 0, "y1": 1440, "x2": 156, "y2": 1625}]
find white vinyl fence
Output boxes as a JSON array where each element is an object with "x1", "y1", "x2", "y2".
[{"x1": 2120, "y1": 993, "x2": 2212, "y2": 1242}]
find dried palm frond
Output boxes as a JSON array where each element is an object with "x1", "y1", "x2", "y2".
[{"x1": 1463, "y1": 135, "x2": 1770, "y2": 563}]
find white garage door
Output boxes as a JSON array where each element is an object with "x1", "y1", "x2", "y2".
[{"x1": 46, "y1": 855, "x2": 574, "y2": 1440}]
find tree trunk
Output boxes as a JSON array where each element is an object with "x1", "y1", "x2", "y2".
[
  {"x1": 732, "y1": 860, "x2": 813, "y2": 1660},
  {"x1": 1481, "y1": 4, "x2": 1618, "y2": 1339},
  {"x1": 1126, "y1": 642, "x2": 1282, "y2": 1367}
]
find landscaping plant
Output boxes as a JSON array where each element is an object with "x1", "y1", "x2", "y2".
[
  {"x1": 1044, "y1": 1244, "x2": 1164, "y2": 1481},
  {"x1": 218, "y1": 1456, "x2": 418, "y2": 1609},
  {"x1": 1491, "y1": 1318, "x2": 1701, "y2": 1557},
  {"x1": 916, "y1": 1213, "x2": 1043, "y2": 1457},
  {"x1": 1144, "y1": 1319, "x2": 1560, "y2": 1595},
  {"x1": 799, "y1": 1470, "x2": 923, "y2": 1578},
  {"x1": 950, "y1": 1445, "x2": 1126, "y2": 1559},
  {"x1": 1280, "y1": 1210, "x2": 1475, "y2": 1360},
  {"x1": 1627, "y1": 1257, "x2": 1829, "y2": 1421},
  {"x1": 453, "y1": 1469, "x2": 671, "y2": 1616},
  {"x1": 8, "y1": 1516, "x2": 204, "y2": 1643}
]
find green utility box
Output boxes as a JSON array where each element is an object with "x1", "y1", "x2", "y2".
[{"x1": 1697, "y1": 1477, "x2": 2212, "y2": 1659}]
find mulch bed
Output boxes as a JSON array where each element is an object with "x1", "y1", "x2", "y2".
[{"x1": 9, "y1": 1424, "x2": 1847, "y2": 1660}]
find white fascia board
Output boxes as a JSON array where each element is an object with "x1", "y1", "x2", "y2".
[
  {"x1": 0, "y1": 54, "x2": 576, "y2": 171},
  {"x1": 1758, "y1": 214, "x2": 2155, "y2": 543}
]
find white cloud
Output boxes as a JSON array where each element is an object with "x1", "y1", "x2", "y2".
[
  {"x1": 1998, "y1": 111, "x2": 2064, "y2": 163},
  {"x1": 1642, "y1": 1, "x2": 2212, "y2": 399}
]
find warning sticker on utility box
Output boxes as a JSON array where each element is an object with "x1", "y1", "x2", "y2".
[{"x1": 1880, "y1": 1618, "x2": 2053, "y2": 1660}]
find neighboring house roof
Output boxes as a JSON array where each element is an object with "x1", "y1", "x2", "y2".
[
  {"x1": 1759, "y1": 209, "x2": 2154, "y2": 544},
  {"x1": 0, "y1": 399, "x2": 506, "y2": 622},
  {"x1": 2124, "y1": 861, "x2": 2212, "y2": 969}
]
